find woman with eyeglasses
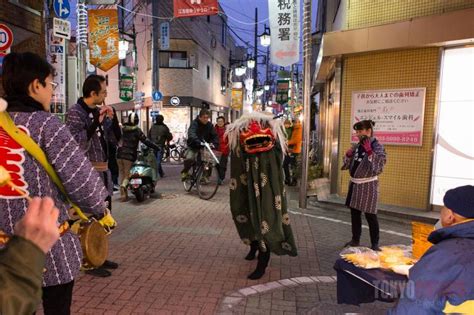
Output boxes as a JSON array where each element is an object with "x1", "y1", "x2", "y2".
[{"x1": 0, "y1": 52, "x2": 109, "y2": 314}]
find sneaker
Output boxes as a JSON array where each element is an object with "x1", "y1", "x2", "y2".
[
  {"x1": 101, "y1": 260, "x2": 119, "y2": 269},
  {"x1": 85, "y1": 267, "x2": 111, "y2": 277},
  {"x1": 217, "y1": 179, "x2": 223, "y2": 185}
]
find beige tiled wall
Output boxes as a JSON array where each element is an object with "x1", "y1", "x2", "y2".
[
  {"x1": 346, "y1": 0, "x2": 474, "y2": 29},
  {"x1": 338, "y1": 48, "x2": 440, "y2": 210}
]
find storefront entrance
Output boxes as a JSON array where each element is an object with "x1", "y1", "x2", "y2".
[{"x1": 431, "y1": 47, "x2": 474, "y2": 207}]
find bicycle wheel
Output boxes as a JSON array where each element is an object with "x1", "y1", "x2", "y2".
[
  {"x1": 183, "y1": 166, "x2": 195, "y2": 192},
  {"x1": 170, "y1": 149, "x2": 181, "y2": 161},
  {"x1": 196, "y1": 162, "x2": 219, "y2": 200}
]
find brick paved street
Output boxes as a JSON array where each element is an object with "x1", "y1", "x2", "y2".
[{"x1": 48, "y1": 162, "x2": 413, "y2": 314}]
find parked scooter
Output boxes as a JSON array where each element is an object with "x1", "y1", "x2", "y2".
[{"x1": 128, "y1": 145, "x2": 158, "y2": 202}]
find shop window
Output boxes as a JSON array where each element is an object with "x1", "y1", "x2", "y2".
[
  {"x1": 159, "y1": 51, "x2": 188, "y2": 68},
  {"x1": 221, "y1": 19, "x2": 227, "y2": 47},
  {"x1": 220, "y1": 65, "x2": 227, "y2": 94},
  {"x1": 147, "y1": 40, "x2": 152, "y2": 70}
]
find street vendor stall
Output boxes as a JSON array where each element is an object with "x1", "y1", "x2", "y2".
[{"x1": 334, "y1": 245, "x2": 415, "y2": 306}]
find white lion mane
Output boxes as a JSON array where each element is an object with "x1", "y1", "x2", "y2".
[{"x1": 225, "y1": 112, "x2": 287, "y2": 155}]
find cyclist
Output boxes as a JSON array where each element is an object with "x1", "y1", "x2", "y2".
[{"x1": 181, "y1": 108, "x2": 219, "y2": 181}]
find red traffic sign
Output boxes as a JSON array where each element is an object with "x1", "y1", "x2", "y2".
[{"x1": 0, "y1": 24, "x2": 14, "y2": 51}]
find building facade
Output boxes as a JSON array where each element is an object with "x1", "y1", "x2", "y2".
[
  {"x1": 101, "y1": 0, "x2": 239, "y2": 140},
  {"x1": 313, "y1": 0, "x2": 474, "y2": 211},
  {"x1": 0, "y1": 1, "x2": 45, "y2": 95}
]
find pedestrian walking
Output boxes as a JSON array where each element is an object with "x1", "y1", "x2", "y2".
[
  {"x1": 214, "y1": 116, "x2": 229, "y2": 185},
  {"x1": 284, "y1": 119, "x2": 302, "y2": 186},
  {"x1": 66, "y1": 74, "x2": 121, "y2": 277},
  {"x1": 117, "y1": 113, "x2": 159, "y2": 201},
  {"x1": 0, "y1": 52, "x2": 109, "y2": 314},
  {"x1": 342, "y1": 120, "x2": 386, "y2": 251},
  {"x1": 148, "y1": 114, "x2": 172, "y2": 178}
]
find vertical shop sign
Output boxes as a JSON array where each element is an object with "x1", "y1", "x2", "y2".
[
  {"x1": 276, "y1": 80, "x2": 290, "y2": 105},
  {"x1": 351, "y1": 88, "x2": 426, "y2": 146},
  {"x1": 268, "y1": 0, "x2": 300, "y2": 67},
  {"x1": 88, "y1": 9, "x2": 119, "y2": 71},
  {"x1": 231, "y1": 88, "x2": 243, "y2": 110},
  {"x1": 119, "y1": 75, "x2": 134, "y2": 101},
  {"x1": 160, "y1": 22, "x2": 170, "y2": 50},
  {"x1": 47, "y1": 30, "x2": 66, "y2": 111},
  {"x1": 174, "y1": 0, "x2": 219, "y2": 18}
]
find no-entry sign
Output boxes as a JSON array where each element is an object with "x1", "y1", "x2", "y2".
[{"x1": 0, "y1": 24, "x2": 14, "y2": 51}]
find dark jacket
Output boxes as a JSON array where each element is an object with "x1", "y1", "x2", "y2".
[
  {"x1": 187, "y1": 117, "x2": 219, "y2": 150},
  {"x1": 389, "y1": 220, "x2": 474, "y2": 314},
  {"x1": 0, "y1": 236, "x2": 45, "y2": 315},
  {"x1": 117, "y1": 124, "x2": 159, "y2": 162},
  {"x1": 148, "y1": 123, "x2": 172, "y2": 147}
]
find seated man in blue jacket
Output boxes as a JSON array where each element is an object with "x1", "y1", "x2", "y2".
[{"x1": 390, "y1": 185, "x2": 474, "y2": 314}]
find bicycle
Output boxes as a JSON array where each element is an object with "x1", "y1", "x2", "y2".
[
  {"x1": 170, "y1": 138, "x2": 187, "y2": 162},
  {"x1": 182, "y1": 141, "x2": 221, "y2": 200}
]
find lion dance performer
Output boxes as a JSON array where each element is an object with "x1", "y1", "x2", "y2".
[{"x1": 226, "y1": 112, "x2": 297, "y2": 280}]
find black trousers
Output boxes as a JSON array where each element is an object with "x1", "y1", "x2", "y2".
[
  {"x1": 218, "y1": 154, "x2": 228, "y2": 180},
  {"x1": 350, "y1": 208, "x2": 379, "y2": 245},
  {"x1": 42, "y1": 281, "x2": 74, "y2": 315},
  {"x1": 283, "y1": 154, "x2": 296, "y2": 183}
]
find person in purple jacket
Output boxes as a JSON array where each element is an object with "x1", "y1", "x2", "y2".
[
  {"x1": 66, "y1": 74, "x2": 121, "y2": 277},
  {"x1": 0, "y1": 52, "x2": 109, "y2": 314}
]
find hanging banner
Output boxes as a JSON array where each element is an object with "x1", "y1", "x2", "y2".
[
  {"x1": 88, "y1": 9, "x2": 119, "y2": 72},
  {"x1": 351, "y1": 88, "x2": 426, "y2": 146},
  {"x1": 47, "y1": 30, "x2": 66, "y2": 111},
  {"x1": 174, "y1": 0, "x2": 219, "y2": 18},
  {"x1": 119, "y1": 75, "x2": 134, "y2": 101},
  {"x1": 268, "y1": 0, "x2": 300, "y2": 67},
  {"x1": 276, "y1": 80, "x2": 290, "y2": 105},
  {"x1": 231, "y1": 88, "x2": 243, "y2": 110}
]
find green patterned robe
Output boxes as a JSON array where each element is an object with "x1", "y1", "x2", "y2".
[{"x1": 229, "y1": 145, "x2": 298, "y2": 256}]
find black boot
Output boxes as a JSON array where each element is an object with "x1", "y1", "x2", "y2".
[
  {"x1": 245, "y1": 241, "x2": 259, "y2": 260},
  {"x1": 247, "y1": 250, "x2": 270, "y2": 280},
  {"x1": 343, "y1": 239, "x2": 360, "y2": 248}
]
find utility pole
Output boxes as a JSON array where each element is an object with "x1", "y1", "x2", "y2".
[
  {"x1": 299, "y1": 0, "x2": 312, "y2": 208},
  {"x1": 253, "y1": 7, "x2": 258, "y2": 108},
  {"x1": 152, "y1": 0, "x2": 160, "y2": 95}
]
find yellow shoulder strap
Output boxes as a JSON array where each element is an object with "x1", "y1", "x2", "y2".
[{"x1": 0, "y1": 111, "x2": 88, "y2": 221}]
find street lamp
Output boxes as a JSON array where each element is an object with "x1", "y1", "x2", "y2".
[
  {"x1": 259, "y1": 25, "x2": 271, "y2": 47},
  {"x1": 235, "y1": 65, "x2": 247, "y2": 76},
  {"x1": 119, "y1": 40, "x2": 129, "y2": 60},
  {"x1": 247, "y1": 58, "x2": 256, "y2": 69},
  {"x1": 264, "y1": 83, "x2": 270, "y2": 91}
]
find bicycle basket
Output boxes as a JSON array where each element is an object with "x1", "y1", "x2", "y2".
[{"x1": 201, "y1": 148, "x2": 221, "y2": 164}]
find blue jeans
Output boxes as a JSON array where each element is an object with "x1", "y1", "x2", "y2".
[{"x1": 155, "y1": 148, "x2": 164, "y2": 177}]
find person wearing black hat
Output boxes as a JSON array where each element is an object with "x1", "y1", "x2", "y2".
[
  {"x1": 390, "y1": 185, "x2": 474, "y2": 314},
  {"x1": 342, "y1": 120, "x2": 386, "y2": 251}
]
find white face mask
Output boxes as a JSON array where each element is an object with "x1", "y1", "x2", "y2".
[{"x1": 434, "y1": 219, "x2": 443, "y2": 230}]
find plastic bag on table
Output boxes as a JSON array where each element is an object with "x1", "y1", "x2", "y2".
[{"x1": 340, "y1": 247, "x2": 380, "y2": 269}]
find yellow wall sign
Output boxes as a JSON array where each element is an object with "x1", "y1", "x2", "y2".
[
  {"x1": 231, "y1": 88, "x2": 243, "y2": 110},
  {"x1": 88, "y1": 9, "x2": 119, "y2": 72},
  {"x1": 411, "y1": 221, "x2": 435, "y2": 260}
]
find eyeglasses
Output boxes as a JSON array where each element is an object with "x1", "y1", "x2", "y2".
[{"x1": 47, "y1": 81, "x2": 58, "y2": 90}]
